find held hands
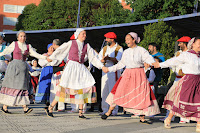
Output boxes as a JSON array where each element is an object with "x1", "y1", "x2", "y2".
[
  {"x1": 152, "y1": 62, "x2": 160, "y2": 68},
  {"x1": 102, "y1": 66, "x2": 109, "y2": 73},
  {"x1": 47, "y1": 57, "x2": 52, "y2": 62}
]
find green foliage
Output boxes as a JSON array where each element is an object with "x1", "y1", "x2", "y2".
[
  {"x1": 139, "y1": 21, "x2": 178, "y2": 59},
  {"x1": 16, "y1": 0, "x2": 131, "y2": 30},
  {"x1": 126, "y1": 0, "x2": 195, "y2": 22}
]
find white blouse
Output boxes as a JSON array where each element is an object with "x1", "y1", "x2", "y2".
[
  {"x1": 0, "y1": 41, "x2": 46, "y2": 60},
  {"x1": 49, "y1": 39, "x2": 104, "y2": 69},
  {"x1": 108, "y1": 45, "x2": 155, "y2": 72},
  {"x1": 160, "y1": 51, "x2": 200, "y2": 75},
  {"x1": 0, "y1": 44, "x2": 11, "y2": 60},
  {"x1": 38, "y1": 53, "x2": 61, "y2": 67}
]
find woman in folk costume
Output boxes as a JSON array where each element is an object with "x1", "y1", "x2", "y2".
[
  {"x1": 35, "y1": 44, "x2": 56, "y2": 106},
  {"x1": 0, "y1": 30, "x2": 47, "y2": 114},
  {"x1": 153, "y1": 37, "x2": 200, "y2": 131},
  {"x1": 45, "y1": 28, "x2": 104, "y2": 118},
  {"x1": 30, "y1": 59, "x2": 41, "y2": 94},
  {"x1": 101, "y1": 32, "x2": 160, "y2": 124}
]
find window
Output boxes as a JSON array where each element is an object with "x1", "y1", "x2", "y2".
[
  {"x1": 3, "y1": 17, "x2": 17, "y2": 26},
  {"x1": 4, "y1": 4, "x2": 25, "y2": 14}
]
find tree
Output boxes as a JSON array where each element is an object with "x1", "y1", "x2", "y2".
[
  {"x1": 125, "y1": 0, "x2": 196, "y2": 22},
  {"x1": 16, "y1": 0, "x2": 131, "y2": 30},
  {"x1": 139, "y1": 21, "x2": 178, "y2": 59}
]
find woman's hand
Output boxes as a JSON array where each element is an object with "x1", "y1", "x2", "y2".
[
  {"x1": 47, "y1": 57, "x2": 52, "y2": 62},
  {"x1": 102, "y1": 66, "x2": 109, "y2": 73},
  {"x1": 152, "y1": 62, "x2": 160, "y2": 68}
]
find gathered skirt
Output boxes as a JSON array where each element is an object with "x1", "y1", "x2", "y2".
[
  {"x1": 0, "y1": 59, "x2": 30, "y2": 106},
  {"x1": 55, "y1": 86, "x2": 97, "y2": 104},
  {"x1": 35, "y1": 66, "x2": 53, "y2": 103},
  {"x1": 162, "y1": 74, "x2": 200, "y2": 122},
  {"x1": 106, "y1": 68, "x2": 160, "y2": 116}
]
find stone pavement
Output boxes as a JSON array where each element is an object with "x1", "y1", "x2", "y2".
[{"x1": 0, "y1": 104, "x2": 197, "y2": 133}]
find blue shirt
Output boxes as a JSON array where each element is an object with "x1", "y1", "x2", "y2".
[
  {"x1": 151, "y1": 52, "x2": 165, "y2": 82},
  {"x1": 152, "y1": 52, "x2": 165, "y2": 62}
]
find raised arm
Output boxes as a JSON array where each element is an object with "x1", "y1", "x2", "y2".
[
  {"x1": 48, "y1": 41, "x2": 72, "y2": 61},
  {"x1": 159, "y1": 52, "x2": 187, "y2": 69},
  {"x1": 29, "y1": 44, "x2": 47, "y2": 60},
  {"x1": 108, "y1": 52, "x2": 126, "y2": 72},
  {"x1": 0, "y1": 41, "x2": 15, "y2": 57},
  {"x1": 87, "y1": 44, "x2": 104, "y2": 69}
]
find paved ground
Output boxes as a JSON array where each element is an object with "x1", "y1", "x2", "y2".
[{"x1": 0, "y1": 104, "x2": 197, "y2": 133}]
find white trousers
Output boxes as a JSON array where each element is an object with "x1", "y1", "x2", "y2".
[
  {"x1": 50, "y1": 73, "x2": 65, "y2": 110},
  {"x1": 71, "y1": 103, "x2": 87, "y2": 112},
  {"x1": 101, "y1": 72, "x2": 119, "y2": 114}
]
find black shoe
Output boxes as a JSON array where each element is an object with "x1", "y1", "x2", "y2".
[
  {"x1": 24, "y1": 108, "x2": 33, "y2": 115},
  {"x1": 140, "y1": 120, "x2": 152, "y2": 124},
  {"x1": 101, "y1": 114, "x2": 109, "y2": 120},
  {"x1": 79, "y1": 115, "x2": 86, "y2": 119},
  {"x1": 45, "y1": 108, "x2": 54, "y2": 118},
  {"x1": 1, "y1": 107, "x2": 11, "y2": 114}
]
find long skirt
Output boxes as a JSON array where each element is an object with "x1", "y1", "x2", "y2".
[
  {"x1": 162, "y1": 74, "x2": 200, "y2": 122},
  {"x1": 0, "y1": 59, "x2": 30, "y2": 106},
  {"x1": 35, "y1": 66, "x2": 53, "y2": 103},
  {"x1": 106, "y1": 68, "x2": 160, "y2": 116}
]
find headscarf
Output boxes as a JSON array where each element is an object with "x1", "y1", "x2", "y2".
[
  {"x1": 128, "y1": 32, "x2": 141, "y2": 44},
  {"x1": 47, "y1": 43, "x2": 53, "y2": 50},
  {"x1": 31, "y1": 59, "x2": 36, "y2": 65},
  {"x1": 187, "y1": 37, "x2": 195, "y2": 50},
  {"x1": 74, "y1": 28, "x2": 85, "y2": 39}
]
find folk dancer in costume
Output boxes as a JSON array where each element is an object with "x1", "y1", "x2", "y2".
[
  {"x1": 99, "y1": 32, "x2": 123, "y2": 115},
  {"x1": 67, "y1": 34, "x2": 87, "y2": 113},
  {"x1": 0, "y1": 33, "x2": 11, "y2": 78},
  {"x1": 30, "y1": 59, "x2": 41, "y2": 94},
  {"x1": 35, "y1": 43, "x2": 58, "y2": 107},
  {"x1": 49, "y1": 39, "x2": 66, "y2": 112},
  {"x1": 0, "y1": 30, "x2": 47, "y2": 114},
  {"x1": 45, "y1": 28, "x2": 104, "y2": 118},
  {"x1": 153, "y1": 37, "x2": 200, "y2": 131},
  {"x1": 159, "y1": 36, "x2": 191, "y2": 123},
  {"x1": 101, "y1": 32, "x2": 160, "y2": 124}
]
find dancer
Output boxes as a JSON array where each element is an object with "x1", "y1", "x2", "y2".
[
  {"x1": 0, "y1": 30, "x2": 46, "y2": 114},
  {"x1": 35, "y1": 43, "x2": 56, "y2": 106},
  {"x1": 159, "y1": 36, "x2": 191, "y2": 123},
  {"x1": 153, "y1": 37, "x2": 200, "y2": 131},
  {"x1": 0, "y1": 33, "x2": 11, "y2": 75},
  {"x1": 45, "y1": 28, "x2": 104, "y2": 118},
  {"x1": 101, "y1": 32, "x2": 160, "y2": 124},
  {"x1": 99, "y1": 32, "x2": 123, "y2": 115}
]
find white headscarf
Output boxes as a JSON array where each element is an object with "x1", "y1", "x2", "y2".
[
  {"x1": 187, "y1": 37, "x2": 195, "y2": 50},
  {"x1": 74, "y1": 28, "x2": 85, "y2": 39},
  {"x1": 128, "y1": 32, "x2": 141, "y2": 43}
]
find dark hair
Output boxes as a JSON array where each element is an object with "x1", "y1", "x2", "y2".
[
  {"x1": 148, "y1": 42, "x2": 159, "y2": 50},
  {"x1": 194, "y1": 36, "x2": 200, "y2": 43}
]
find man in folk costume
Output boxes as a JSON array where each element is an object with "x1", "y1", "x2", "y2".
[
  {"x1": 160, "y1": 36, "x2": 191, "y2": 123},
  {"x1": 49, "y1": 39, "x2": 66, "y2": 112},
  {"x1": 99, "y1": 32, "x2": 123, "y2": 115}
]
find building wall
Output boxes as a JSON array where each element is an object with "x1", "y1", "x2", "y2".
[{"x1": 0, "y1": 0, "x2": 41, "y2": 32}]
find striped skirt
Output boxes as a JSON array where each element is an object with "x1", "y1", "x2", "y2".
[
  {"x1": 0, "y1": 87, "x2": 30, "y2": 106},
  {"x1": 163, "y1": 74, "x2": 200, "y2": 122},
  {"x1": 106, "y1": 68, "x2": 160, "y2": 116}
]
